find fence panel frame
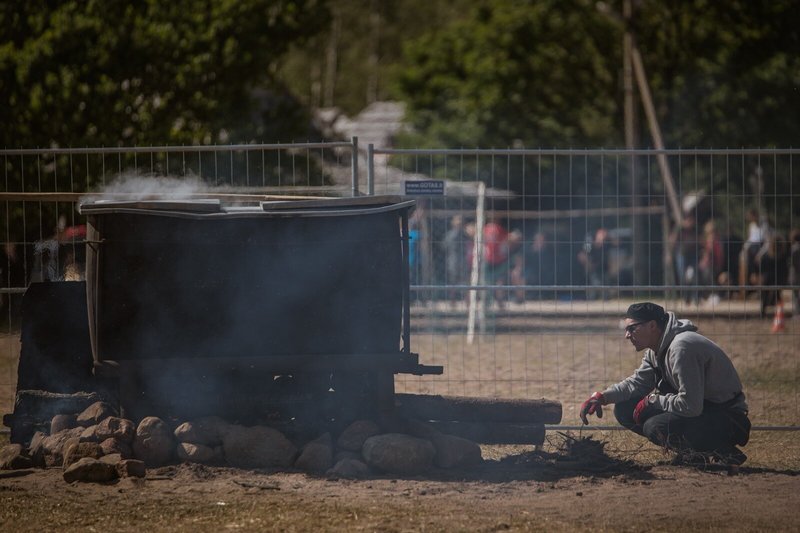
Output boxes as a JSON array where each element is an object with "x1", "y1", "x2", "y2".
[{"x1": 1, "y1": 145, "x2": 798, "y2": 432}]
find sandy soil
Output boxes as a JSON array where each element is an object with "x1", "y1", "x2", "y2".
[
  {"x1": 399, "y1": 316, "x2": 799, "y2": 427},
  {"x1": 1, "y1": 438, "x2": 799, "y2": 532},
  {"x1": 1, "y1": 315, "x2": 798, "y2": 531}
]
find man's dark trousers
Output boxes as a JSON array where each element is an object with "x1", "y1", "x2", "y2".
[{"x1": 614, "y1": 396, "x2": 746, "y2": 454}]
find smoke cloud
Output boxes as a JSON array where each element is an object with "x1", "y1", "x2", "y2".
[{"x1": 80, "y1": 172, "x2": 207, "y2": 206}]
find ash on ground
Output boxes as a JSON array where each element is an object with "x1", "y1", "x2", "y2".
[{"x1": 500, "y1": 432, "x2": 649, "y2": 478}]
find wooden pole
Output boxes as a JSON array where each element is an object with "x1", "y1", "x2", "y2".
[
  {"x1": 623, "y1": 0, "x2": 636, "y2": 151},
  {"x1": 630, "y1": 43, "x2": 683, "y2": 226}
]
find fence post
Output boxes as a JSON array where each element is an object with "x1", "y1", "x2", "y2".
[
  {"x1": 351, "y1": 136, "x2": 359, "y2": 197},
  {"x1": 467, "y1": 181, "x2": 486, "y2": 345},
  {"x1": 367, "y1": 143, "x2": 375, "y2": 196}
]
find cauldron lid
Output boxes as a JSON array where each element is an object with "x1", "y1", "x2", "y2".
[{"x1": 79, "y1": 199, "x2": 221, "y2": 214}]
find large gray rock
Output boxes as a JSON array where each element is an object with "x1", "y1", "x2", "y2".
[
  {"x1": 326, "y1": 458, "x2": 370, "y2": 479},
  {"x1": 29, "y1": 431, "x2": 47, "y2": 452},
  {"x1": 61, "y1": 437, "x2": 80, "y2": 460},
  {"x1": 100, "y1": 453, "x2": 123, "y2": 465},
  {"x1": 99, "y1": 438, "x2": 132, "y2": 459},
  {"x1": 41, "y1": 427, "x2": 84, "y2": 461},
  {"x1": 176, "y1": 442, "x2": 215, "y2": 464},
  {"x1": 79, "y1": 425, "x2": 101, "y2": 443},
  {"x1": 431, "y1": 433, "x2": 482, "y2": 468},
  {"x1": 362, "y1": 433, "x2": 435, "y2": 475},
  {"x1": 0, "y1": 444, "x2": 32, "y2": 470},
  {"x1": 63, "y1": 441, "x2": 103, "y2": 469},
  {"x1": 173, "y1": 416, "x2": 230, "y2": 446},
  {"x1": 63, "y1": 457, "x2": 118, "y2": 483},
  {"x1": 96, "y1": 417, "x2": 135, "y2": 443},
  {"x1": 133, "y1": 417, "x2": 174, "y2": 467},
  {"x1": 337, "y1": 420, "x2": 381, "y2": 452},
  {"x1": 222, "y1": 425, "x2": 296, "y2": 469},
  {"x1": 116, "y1": 459, "x2": 146, "y2": 479},
  {"x1": 28, "y1": 431, "x2": 47, "y2": 467},
  {"x1": 76, "y1": 401, "x2": 115, "y2": 427},
  {"x1": 294, "y1": 433, "x2": 333, "y2": 473},
  {"x1": 50, "y1": 414, "x2": 78, "y2": 435}
]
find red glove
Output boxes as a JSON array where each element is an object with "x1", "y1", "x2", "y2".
[
  {"x1": 633, "y1": 394, "x2": 656, "y2": 425},
  {"x1": 579, "y1": 392, "x2": 606, "y2": 424}
]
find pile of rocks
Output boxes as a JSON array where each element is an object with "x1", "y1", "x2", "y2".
[{"x1": 0, "y1": 401, "x2": 483, "y2": 483}]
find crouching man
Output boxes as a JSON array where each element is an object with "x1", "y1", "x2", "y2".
[{"x1": 580, "y1": 302, "x2": 751, "y2": 465}]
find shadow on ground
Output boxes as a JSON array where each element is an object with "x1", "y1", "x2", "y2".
[{"x1": 431, "y1": 434, "x2": 657, "y2": 483}]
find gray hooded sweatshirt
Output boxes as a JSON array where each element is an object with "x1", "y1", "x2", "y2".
[{"x1": 602, "y1": 312, "x2": 748, "y2": 417}]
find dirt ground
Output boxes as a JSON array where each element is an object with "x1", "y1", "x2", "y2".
[
  {"x1": 1, "y1": 314, "x2": 799, "y2": 531},
  {"x1": 1, "y1": 436, "x2": 799, "y2": 532}
]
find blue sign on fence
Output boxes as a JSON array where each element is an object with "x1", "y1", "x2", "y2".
[{"x1": 404, "y1": 180, "x2": 445, "y2": 196}]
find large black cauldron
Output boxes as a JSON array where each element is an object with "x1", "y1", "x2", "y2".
[{"x1": 78, "y1": 196, "x2": 440, "y2": 420}]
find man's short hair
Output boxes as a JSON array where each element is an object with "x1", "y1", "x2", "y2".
[{"x1": 626, "y1": 302, "x2": 668, "y2": 327}]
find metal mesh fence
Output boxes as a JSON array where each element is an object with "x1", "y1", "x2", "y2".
[
  {"x1": 377, "y1": 148, "x2": 800, "y2": 431},
  {"x1": 0, "y1": 142, "x2": 358, "y2": 418},
  {"x1": 1, "y1": 145, "x2": 798, "y2": 433}
]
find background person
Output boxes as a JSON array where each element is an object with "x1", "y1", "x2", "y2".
[
  {"x1": 481, "y1": 217, "x2": 520, "y2": 306},
  {"x1": 756, "y1": 232, "x2": 788, "y2": 317},
  {"x1": 742, "y1": 208, "x2": 766, "y2": 275},
  {"x1": 512, "y1": 231, "x2": 555, "y2": 302},
  {"x1": 482, "y1": 217, "x2": 511, "y2": 284},
  {"x1": 669, "y1": 213, "x2": 700, "y2": 303},
  {"x1": 698, "y1": 219, "x2": 724, "y2": 304},
  {"x1": 579, "y1": 302, "x2": 751, "y2": 466},
  {"x1": 442, "y1": 215, "x2": 469, "y2": 303},
  {"x1": 577, "y1": 228, "x2": 610, "y2": 300},
  {"x1": 790, "y1": 229, "x2": 800, "y2": 318}
]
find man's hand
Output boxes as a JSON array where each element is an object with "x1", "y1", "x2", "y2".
[
  {"x1": 633, "y1": 394, "x2": 656, "y2": 425},
  {"x1": 579, "y1": 392, "x2": 606, "y2": 425}
]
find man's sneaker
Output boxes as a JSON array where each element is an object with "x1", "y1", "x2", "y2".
[{"x1": 716, "y1": 446, "x2": 747, "y2": 466}]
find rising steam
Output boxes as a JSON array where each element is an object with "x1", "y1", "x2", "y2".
[{"x1": 79, "y1": 172, "x2": 207, "y2": 206}]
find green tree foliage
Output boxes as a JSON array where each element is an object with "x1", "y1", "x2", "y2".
[
  {"x1": 0, "y1": 0, "x2": 329, "y2": 148},
  {"x1": 388, "y1": 0, "x2": 622, "y2": 197},
  {"x1": 627, "y1": 0, "x2": 800, "y2": 229},
  {"x1": 393, "y1": 0, "x2": 620, "y2": 149},
  {"x1": 278, "y1": 0, "x2": 475, "y2": 116},
  {"x1": 394, "y1": 0, "x2": 800, "y2": 150},
  {"x1": 389, "y1": 0, "x2": 799, "y2": 221},
  {"x1": 633, "y1": 0, "x2": 800, "y2": 147}
]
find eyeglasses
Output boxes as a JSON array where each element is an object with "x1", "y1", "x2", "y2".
[{"x1": 624, "y1": 321, "x2": 647, "y2": 334}]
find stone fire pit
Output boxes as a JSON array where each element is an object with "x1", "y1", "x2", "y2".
[{"x1": 1, "y1": 399, "x2": 484, "y2": 483}]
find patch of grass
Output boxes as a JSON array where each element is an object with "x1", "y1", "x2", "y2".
[
  {"x1": 552, "y1": 428, "x2": 800, "y2": 471},
  {"x1": 485, "y1": 430, "x2": 800, "y2": 472}
]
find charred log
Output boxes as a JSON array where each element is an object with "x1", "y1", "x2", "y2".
[
  {"x1": 423, "y1": 421, "x2": 546, "y2": 445},
  {"x1": 3, "y1": 390, "x2": 107, "y2": 444},
  {"x1": 394, "y1": 393, "x2": 562, "y2": 425}
]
